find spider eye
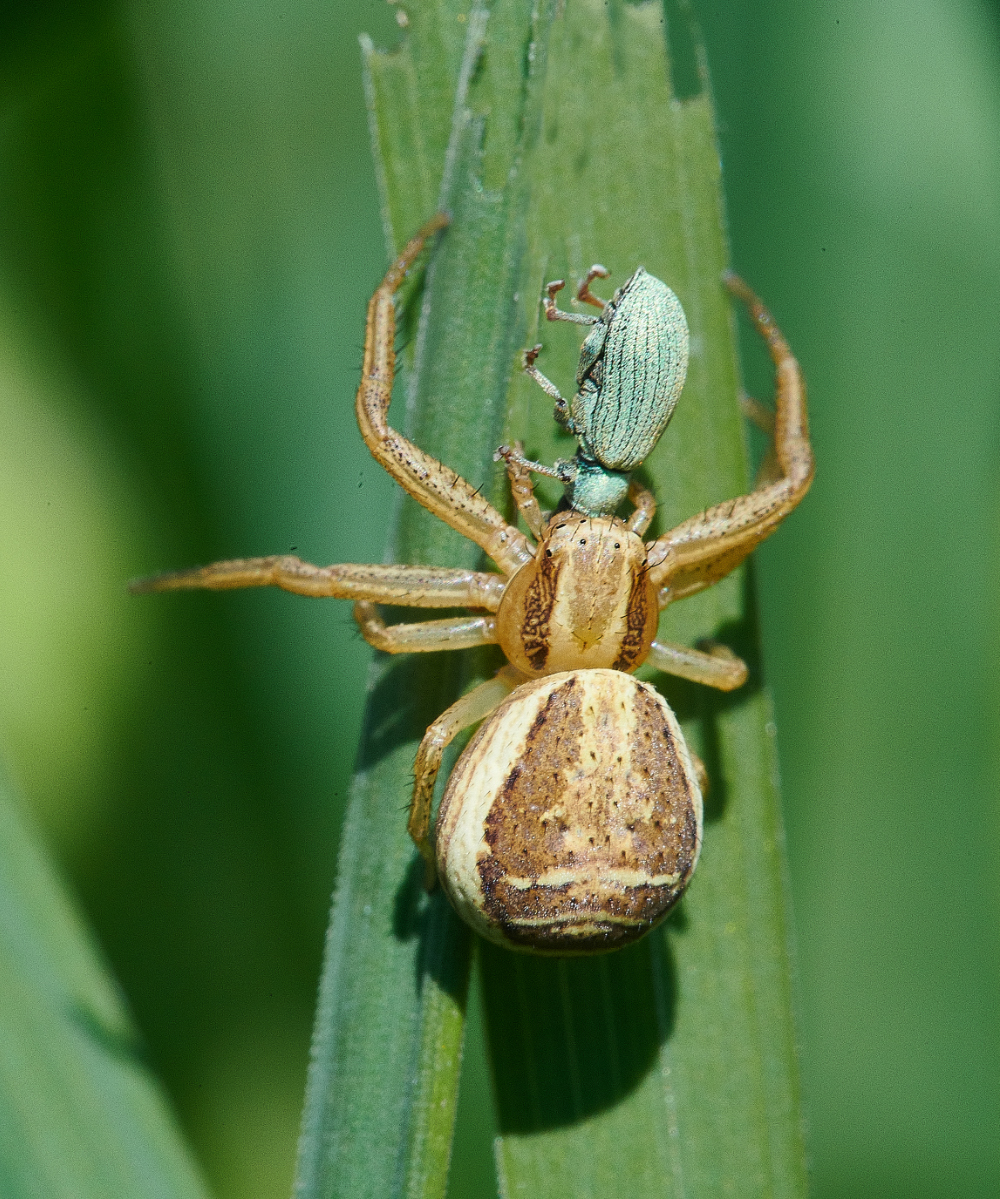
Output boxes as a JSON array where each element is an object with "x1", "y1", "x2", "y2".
[
  {"x1": 545, "y1": 549, "x2": 553, "y2": 557},
  {"x1": 579, "y1": 538, "x2": 587, "y2": 546},
  {"x1": 614, "y1": 542, "x2": 621, "y2": 549}
]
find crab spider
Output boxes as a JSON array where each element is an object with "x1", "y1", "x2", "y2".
[{"x1": 133, "y1": 213, "x2": 812, "y2": 954}]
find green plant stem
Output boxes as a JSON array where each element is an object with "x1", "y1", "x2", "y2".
[{"x1": 295, "y1": 1, "x2": 807, "y2": 1196}]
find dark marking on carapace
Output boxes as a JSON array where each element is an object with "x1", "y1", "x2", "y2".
[
  {"x1": 520, "y1": 550, "x2": 561, "y2": 671},
  {"x1": 611, "y1": 567, "x2": 653, "y2": 671}
]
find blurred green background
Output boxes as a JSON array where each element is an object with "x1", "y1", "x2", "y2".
[{"x1": 0, "y1": 1, "x2": 997, "y2": 1197}]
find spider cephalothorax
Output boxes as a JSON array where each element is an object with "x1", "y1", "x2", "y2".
[
  {"x1": 134, "y1": 214, "x2": 812, "y2": 954},
  {"x1": 496, "y1": 513, "x2": 657, "y2": 677}
]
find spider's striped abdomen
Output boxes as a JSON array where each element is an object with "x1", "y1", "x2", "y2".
[{"x1": 435, "y1": 669, "x2": 702, "y2": 954}]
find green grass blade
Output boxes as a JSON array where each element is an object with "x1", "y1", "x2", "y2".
[
  {"x1": 0, "y1": 767, "x2": 209, "y2": 1199},
  {"x1": 293, "y1": 4, "x2": 556, "y2": 1197},
  {"x1": 297, "y1": 0, "x2": 806, "y2": 1195}
]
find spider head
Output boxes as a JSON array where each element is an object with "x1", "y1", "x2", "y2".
[{"x1": 496, "y1": 512, "x2": 657, "y2": 677}]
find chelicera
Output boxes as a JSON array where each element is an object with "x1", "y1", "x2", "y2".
[{"x1": 134, "y1": 213, "x2": 813, "y2": 955}]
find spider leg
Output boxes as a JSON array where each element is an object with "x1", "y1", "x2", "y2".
[
  {"x1": 647, "y1": 273, "x2": 813, "y2": 600},
  {"x1": 353, "y1": 602, "x2": 498, "y2": 653},
  {"x1": 356, "y1": 214, "x2": 534, "y2": 578},
  {"x1": 740, "y1": 392, "x2": 782, "y2": 487},
  {"x1": 626, "y1": 479, "x2": 656, "y2": 535},
  {"x1": 647, "y1": 639, "x2": 748, "y2": 691},
  {"x1": 739, "y1": 391, "x2": 775, "y2": 435},
  {"x1": 130, "y1": 557, "x2": 507, "y2": 611},
  {"x1": 409, "y1": 666, "x2": 523, "y2": 876},
  {"x1": 688, "y1": 747, "x2": 709, "y2": 795},
  {"x1": 495, "y1": 442, "x2": 547, "y2": 538}
]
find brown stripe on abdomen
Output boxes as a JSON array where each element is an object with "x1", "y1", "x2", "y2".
[
  {"x1": 476, "y1": 672, "x2": 699, "y2": 953},
  {"x1": 479, "y1": 675, "x2": 583, "y2": 890}
]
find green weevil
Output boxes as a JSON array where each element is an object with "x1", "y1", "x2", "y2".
[{"x1": 499, "y1": 263, "x2": 689, "y2": 517}]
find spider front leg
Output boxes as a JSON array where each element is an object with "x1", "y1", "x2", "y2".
[
  {"x1": 409, "y1": 667, "x2": 523, "y2": 876},
  {"x1": 626, "y1": 479, "x2": 657, "y2": 535},
  {"x1": 647, "y1": 272, "x2": 814, "y2": 601},
  {"x1": 355, "y1": 213, "x2": 533, "y2": 577}
]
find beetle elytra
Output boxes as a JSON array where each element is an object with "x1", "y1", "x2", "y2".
[{"x1": 502, "y1": 262, "x2": 689, "y2": 518}]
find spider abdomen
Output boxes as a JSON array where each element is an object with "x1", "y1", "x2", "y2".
[{"x1": 435, "y1": 669, "x2": 702, "y2": 954}]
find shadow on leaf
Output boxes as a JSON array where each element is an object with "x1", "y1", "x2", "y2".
[{"x1": 479, "y1": 926, "x2": 678, "y2": 1132}]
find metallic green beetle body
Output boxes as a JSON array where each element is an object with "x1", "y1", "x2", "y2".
[
  {"x1": 571, "y1": 268, "x2": 688, "y2": 471},
  {"x1": 518, "y1": 265, "x2": 689, "y2": 517}
]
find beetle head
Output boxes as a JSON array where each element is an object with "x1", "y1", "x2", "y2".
[{"x1": 561, "y1": 455, "x2": 631, "y2": 517}]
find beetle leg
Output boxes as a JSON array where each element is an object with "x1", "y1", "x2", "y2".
[
  {"x1": 495, "y1": 442, "x2": 547, "y2": 538},
  {"x1": 627, "y1": 479, "x2": 657, "y2": 535},
  {"x1": 646, "y1": 273, "x2": 813, "y2": 598},
  {"x1": 521, "y1": 342, "x2": 577, "y2": 435},
  {"x1": 647, "y1": 638, "x2": 748, "y2": 691},
  {"x1": 356, "y1": 213, "x2": 533, "y2": 578},
  {"x1": 576, "y1": 263, "x2": 610, "y2": 310},
  {"x1": 495, "y1": 441, "x2": 573, "y2": 483},
  {"x1": 523, "y1": 347, "x2": 580, "y2": 437},
  {"x1": 543, "y1": 278, "x2": 599, "y2": 326},
  {"x1": 353, "y1": 602, "x2": 498, "y2": 653},
  {"x1": 409, "y1": 666, "x2": 523, "y2": 877},
  {"x1": 131, "y1": 557, "x2": 507, "y2": 611}
]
